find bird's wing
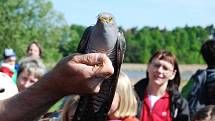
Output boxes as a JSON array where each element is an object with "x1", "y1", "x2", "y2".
[
  {"x1": 92, "y1": 31, "x2": 126, "y2": 120},
  {"x1": 117, "y1": 31, "x2": 126, "y2": 60},
  {"x1": 77, "y1": 26, "x2": 93, "y2": 53},
  {"x1": 97, "y1": 31, "x2": 126, "y2": 120},
  {"x1": 72, "y1": 31, "x2": 126, "y2": 121}
]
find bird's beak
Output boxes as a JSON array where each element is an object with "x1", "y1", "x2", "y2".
[{"x1": 99, "y1": 17, "x2": 107, "y2": 23}]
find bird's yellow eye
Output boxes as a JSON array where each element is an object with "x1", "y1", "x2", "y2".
[
  {"x1": 108, "y1": 17, "x2": 113, "y2": 23},
  {"x1": 99, "y1": 16, "x2": 113, "y2": 23},
  {"x1": 99, "y1": 17, "x2": 106, "y2": 23}
]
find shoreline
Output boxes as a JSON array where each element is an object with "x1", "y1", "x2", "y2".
[{"x1": 121, "y1": 63, "x2": 207, "y2": 72}]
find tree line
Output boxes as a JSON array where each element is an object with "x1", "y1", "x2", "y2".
[{"x1": 0, "y1": 0, "x2": 214, "y2": 65}]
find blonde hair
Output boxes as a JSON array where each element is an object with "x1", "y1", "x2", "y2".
[
  {"x1": 110, "y1": 71, "x2": 137, "y2": 118},
  {"x1": 18, "y1": 57, "x2": 46, "y2": 79},
  {"x1": 61, "y1": 95, "x2": 80, "y2": 121}
]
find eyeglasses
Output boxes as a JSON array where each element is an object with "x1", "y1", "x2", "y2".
[{"x1": 150, "y1": 61, "x2": 174, "y2": 75}]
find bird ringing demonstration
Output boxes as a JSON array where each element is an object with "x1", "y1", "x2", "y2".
[{"x1": 73, "y1": 12, "x2": 126, "y2": 121}]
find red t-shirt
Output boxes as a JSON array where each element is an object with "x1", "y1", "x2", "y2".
[
  {"x1": 140, "y1": 91, "x2": 172, "y2": 121},
  {"x1": 0, "y1": 66, "x2": 13, "y2": 78}
]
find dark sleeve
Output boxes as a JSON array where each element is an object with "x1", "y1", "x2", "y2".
[
  {"x1": 134, "y1": 78, "x2": 147, "y2": 119},
  {"x1": 134, "y1": 78, "x2": 147, "y2": 101},
  {"x1": 174, "y1": 98, "x2": 190, "y2": 121},
  {"x1": 181, "y1": 78, "x2": 195, "y2": 99},
  {"x1": 181, "y1": 70, "x2": 203, "y2": 99},
  {"x1": 187, "y1": 70, "x2": 207, "y2": 118}
]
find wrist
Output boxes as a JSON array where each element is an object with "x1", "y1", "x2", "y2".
[{"x1": 39, "y1": 71, "x2": 65, "y2": 99}]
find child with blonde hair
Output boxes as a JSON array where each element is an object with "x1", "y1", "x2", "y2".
[{"x1": 108, "y1": 71, "x2": 139, "y2": 121}]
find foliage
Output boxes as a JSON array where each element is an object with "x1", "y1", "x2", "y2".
[
  {"x1": 62, "y1": 24, "x2": 213, "y2": 64},
  {"x1": 0, "y1": 0, "x2": 68, "y2": 65},
  {"x1": 123, "y1": 25, "x2": 213, "y2": 64},
  {"x1": 59, "y1": 25, "x2": 85, "y2": 57},
  {"x1": 0, "y1": 0, "x2": 214, "y2": 65}
]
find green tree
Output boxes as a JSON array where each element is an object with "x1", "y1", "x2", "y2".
[
  {"x1": 124, "y1": 25, "x2": 210, "y2": 64},
  {"x1": 0, "y1": 0, "x2": 68, "y2": 65},
  {"x1": 59, "y1": 25, "x2": 86, "y2": 57}
]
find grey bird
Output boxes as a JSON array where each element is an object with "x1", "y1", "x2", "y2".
[{"x1": 73, "y1": 12, "x2": 126, "y2": 121}]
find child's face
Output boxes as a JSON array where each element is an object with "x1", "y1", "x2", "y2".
[
  {"x1": 16, "y1": 69, "x2": 39, "y2": 92},
  {"x1": 5, "y1": 56, "x2": 16, "y2": 66}
]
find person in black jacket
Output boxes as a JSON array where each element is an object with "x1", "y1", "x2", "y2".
[
  {"x1": 134, "y1": 50, "x2": 190, "y2": 121},
  {"x1": 182, "y1": 39, "x2": 215, "y2": 119}
]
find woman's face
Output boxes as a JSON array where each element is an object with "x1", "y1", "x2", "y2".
[
  {"x1": 147, "y1": 58, "x2": 176, "y2": 86},
  {"x1": 27, "y1": 43, "x2": 40, "y2": 58},
  {"x1": 16, "y1": 69, "x2": 39, "y2": 92}
]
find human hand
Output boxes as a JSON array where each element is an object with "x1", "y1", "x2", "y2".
[{"x1": 43, "y1": 53, "x2": 114, "y2": 95}]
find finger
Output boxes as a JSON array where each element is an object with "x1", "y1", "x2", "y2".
[
  {"x1": 93, "y1": 54, "x2": 114, "y2": 78},
  {"x1": 70, "y1": 53, "x2": 114, "y2": 78},
  {"x1": 72, "y1": 53, "x2": 107, "y2": 66}
]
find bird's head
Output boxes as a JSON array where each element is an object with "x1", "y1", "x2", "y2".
[
  {"x1": 97, "y1": 12, "x2": 116, "y2": 26},
  {"x1": 89, "y1": 12, "x2": 119, "y2": 51}
]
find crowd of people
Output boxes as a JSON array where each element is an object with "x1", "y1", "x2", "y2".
[{"x1": 0, "y1": 39, "x2": 215, "y2": 121}]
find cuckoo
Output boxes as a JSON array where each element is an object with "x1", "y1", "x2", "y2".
[{"x1": 73, "y1": 12, "x2": 126, "y2": 121}]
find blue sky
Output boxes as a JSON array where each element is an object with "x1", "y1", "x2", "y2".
[{"x1": 51, "y1": 0, "x2": 215, "y2": 30}]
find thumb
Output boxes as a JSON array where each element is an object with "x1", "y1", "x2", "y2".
[{"x1": 92, "y1": 53, "x2": 114, "y2": 78}]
